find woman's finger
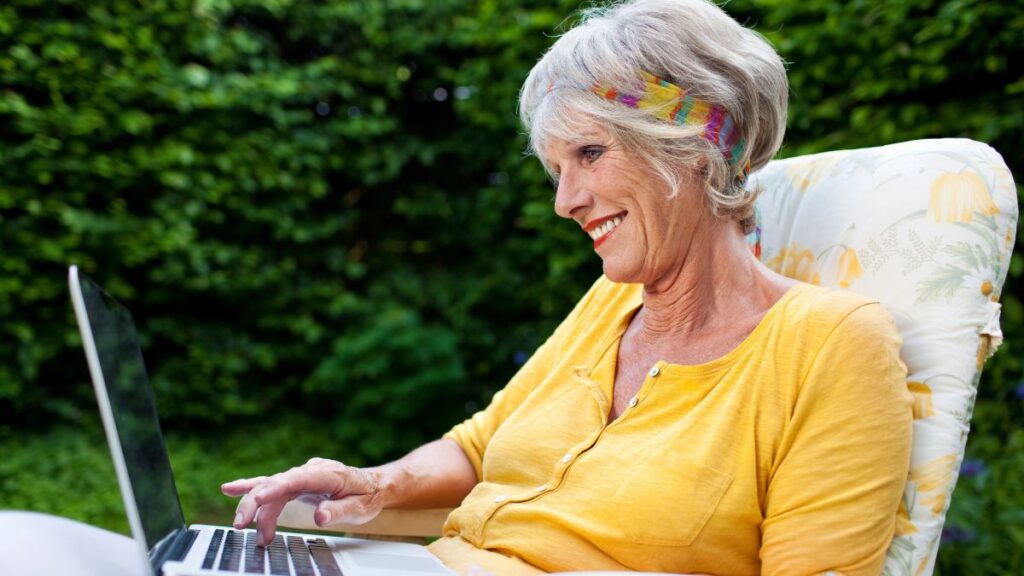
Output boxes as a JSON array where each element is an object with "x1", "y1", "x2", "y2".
[
  {"x1": 234, "y1": 489, "x2": 267, "y2": 529},
  {"x1": 220, "y1": 476, "x2": 266, "y2": 496},
  {"x1": 233, "y1": 492, "x2": 251, "y2": 529},
  {"x1": 226, "y1": 460, "x2": 369, "y2": 531},
  {"x1": 235, "y1": 465, "x2": 336, "y2": 528},
  {"x1": 254, "y1": 498, "x2": 288, "y2": 547}
]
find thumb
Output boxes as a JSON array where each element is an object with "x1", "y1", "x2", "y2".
[{"x1": 315, "y1": 494, "x2": 381, "y2": 527}]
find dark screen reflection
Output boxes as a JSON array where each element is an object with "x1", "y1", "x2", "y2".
[{"x1": 80, "y1": 274, "x2": 186, "y2": 552}]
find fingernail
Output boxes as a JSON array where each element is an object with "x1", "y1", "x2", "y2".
[
  {"x1": 234, "y1": 512, "x2": 243, "y2": 528},
  {"x1": 320, "y1": 510, "x2": 332, "y2": 525}
]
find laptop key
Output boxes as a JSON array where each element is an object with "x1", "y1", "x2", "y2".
[
  {"x1": 287, "y1": 536, "x2": 316, "y2": 576},
  {"x1": 244, "y1": 531, "x2": 266, "y2": 574},
  {"x1": 268, "y1": 534, "x2": 289, "y2": 575},
  {"x1": 202, "y1": 529, "x2": 224, "y2": 570},
  {"x1": 218, "y1": 530, "x2": 244, "y2": 572},
  {"x1": 309, "y1": 538, "x2": 343, "y2": 576}
]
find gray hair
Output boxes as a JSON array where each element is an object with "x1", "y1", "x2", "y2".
[{"x1": 518, "y1": 0, "x2": 788, "y2": 232}]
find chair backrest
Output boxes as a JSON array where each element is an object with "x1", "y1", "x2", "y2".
[{"x1": 748, "y1": 138, "x2": 1018, "y2": 576}]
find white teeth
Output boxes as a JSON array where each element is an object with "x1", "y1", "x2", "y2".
[{"x1": 589, "y1": 215, "x2": 624, "y2": 241}]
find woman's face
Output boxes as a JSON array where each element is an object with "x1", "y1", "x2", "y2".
[{"x1": 543, "y1": 120, "x2": 708, "y2": 285}]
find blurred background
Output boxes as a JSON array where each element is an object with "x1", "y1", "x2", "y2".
[{"x1": 0, "y1": 0, "x2": 1020, "y2": 572}]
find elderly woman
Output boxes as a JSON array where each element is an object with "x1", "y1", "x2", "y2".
[{"x1": 223, "y1": 0, "x2": 913, "y2": 574}]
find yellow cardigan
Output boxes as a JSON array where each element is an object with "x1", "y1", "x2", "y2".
[{"x1": 431, "y1": 277, "x2": 912, "y2": 575}]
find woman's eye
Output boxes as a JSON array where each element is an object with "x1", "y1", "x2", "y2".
[{"x1": 581, "y1": 146, "x2": 603, "y2": 163}]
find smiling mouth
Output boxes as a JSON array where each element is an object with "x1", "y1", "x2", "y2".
[{"x1": 585, "y1": 213, "x2": 626, "y2": 249}]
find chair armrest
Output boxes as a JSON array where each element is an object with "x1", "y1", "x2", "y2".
[{"x1": 277, "y1": 500, "x2": 451, "y2": 538}]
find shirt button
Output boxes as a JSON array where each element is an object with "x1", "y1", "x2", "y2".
[
  {"x1": 535, "y1": 485, "x2": 548, "y2": 492},
  {"x1": 494, "y1": 495, "x2": 507, "y2": 503},
  {"x1": 561, "y1": 453, "x2": 573, "y2": 463},
  {"x1": 649, "y1": 366, "x2": 660, "y2": 377},
  {"x1": 628, "y1": 396, "x2": 638, "y2": 408}
]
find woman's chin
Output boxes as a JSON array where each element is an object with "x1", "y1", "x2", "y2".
[{"x1": 601, "y1": 260, "x2": 640, "y2": 284}]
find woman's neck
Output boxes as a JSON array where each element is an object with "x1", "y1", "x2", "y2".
[{"x1": 636, "y1": 218, "x2": 787, "y2": 345}]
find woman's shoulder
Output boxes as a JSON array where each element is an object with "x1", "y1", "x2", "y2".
[
  {"x1": 779, "y1": 282, "x2": 899, "y2": 341},
  {"x1": 771, "y1": 284, "x2": 906, "y2": 398}
]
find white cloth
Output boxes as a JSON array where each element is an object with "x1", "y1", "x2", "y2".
[{"x1": 0, "y1": 511, "x2": 146, "y2": 576}]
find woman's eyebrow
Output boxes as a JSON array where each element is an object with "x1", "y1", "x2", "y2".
[{"x1": 565, "y1": 137, "x2": 605, "y2": 149}]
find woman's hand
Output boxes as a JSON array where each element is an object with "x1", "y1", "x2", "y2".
[
  {"x1": 221, "y1": 457, "x2": 383, "y2": 546},
  {"x1": 221, "y1": 439, "x2": 478, "y2": 546}
]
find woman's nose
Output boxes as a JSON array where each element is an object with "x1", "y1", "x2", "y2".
[{"x1": 553, "y1": 169, "x2": 592, "y2": 219}]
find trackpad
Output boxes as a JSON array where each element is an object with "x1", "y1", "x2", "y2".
[{"x1": 349, "y1": 551, "x2": 449, "y2": 573}]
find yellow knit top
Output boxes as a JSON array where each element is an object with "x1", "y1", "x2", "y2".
[{"x1": 432, "y1": 277, "x2": 912, "y2": 575}]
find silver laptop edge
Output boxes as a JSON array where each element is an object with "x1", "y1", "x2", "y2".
[{"x1": 69, "y1": 265, "x2": 155, "y2": 575}]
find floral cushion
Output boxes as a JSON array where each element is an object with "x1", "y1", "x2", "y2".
[{"x1": 747, "y1": 139, "x2": 1018, "y2": 576}]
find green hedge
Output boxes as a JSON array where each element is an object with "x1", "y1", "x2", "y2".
[
  {"x1": 1, "y1": 0, "x2": 1021, "y2": 571},
  {"x1": 0, "y1": 0, "x2": 599, "y2": 457}
]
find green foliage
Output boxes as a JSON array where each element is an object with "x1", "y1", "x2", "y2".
[
  {"x1": 0, "y1": 0, "x2": 597, "y2": 453},
  {"x1": 938, "y1": 405, "x2": 1024, "y2": 572},
  {"x1": 0, "y1": 425, "x2": 128, "y2": 533},
  {"x1": 1, "y1": 0, "x2": 1021, "y2": 572},
  {"x1": 0, "y1": 417, "x2": 361, "y2": 534}
]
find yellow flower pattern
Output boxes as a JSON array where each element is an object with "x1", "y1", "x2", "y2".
[
  {"x1": 837, "y1": 247, "x2": 864, "y2": 288},
  {"x1": 784, "y1": 154, "x2": 841, "y2": 193},
  {"x1": 911, "y1": 454, "x2": 957, "y2": 515},
  {"x1": 907, "y1": 381, "x2": 934, "y2": 420},
  {"x1": 927, "y1": 169, "x2": 999, "y2": 224},
  {"x1": 766, "y1": 243, "x2": 821, "y2": 285}
]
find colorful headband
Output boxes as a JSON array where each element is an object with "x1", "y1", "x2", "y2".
[{"x1": 589, "y1": 72, "x2": 750, "y2": 180}]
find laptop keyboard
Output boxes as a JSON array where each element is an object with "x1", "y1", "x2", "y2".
[{"x1": 196, "y1": 528, "x2": 343, "y2": 575}]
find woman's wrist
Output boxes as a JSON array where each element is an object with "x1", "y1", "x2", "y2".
[{"x1": 363, "y1": 462, "x2": 407, "y2": 509}]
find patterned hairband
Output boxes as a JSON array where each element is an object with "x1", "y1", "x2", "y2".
[{"x1": 589, "y1": 72, "x2": 750, "y2": 180}]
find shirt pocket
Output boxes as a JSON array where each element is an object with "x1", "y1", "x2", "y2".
[{"x1": 610, "y1": 445, "x2": 733, "y2": 547}]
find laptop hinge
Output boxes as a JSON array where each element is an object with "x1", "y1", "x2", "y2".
[{"x1": 152, "y1": 527, "x2": 198, "y2": 575}]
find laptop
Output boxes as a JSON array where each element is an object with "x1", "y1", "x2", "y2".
[{"x1": 68, "y1": 265, "x2": 455, "y2": 576}]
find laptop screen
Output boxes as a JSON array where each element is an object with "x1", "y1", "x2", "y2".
[{"x1": 75, "y1": 272, "x2": 186, "y2": 553}]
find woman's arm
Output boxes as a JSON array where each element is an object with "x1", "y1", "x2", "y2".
[
  {"x1": 370, "y1": 438, "x2": 479, "y2": 508},
  {"x1": 760, "y1": 303, "x2": 913, "y2": 575},
  {"x1": 224, "y1": 277, "x2": 613, "y2": 547},
  {"x1": 221, "y1": 438, "x2": 476, "y2": 546}
]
